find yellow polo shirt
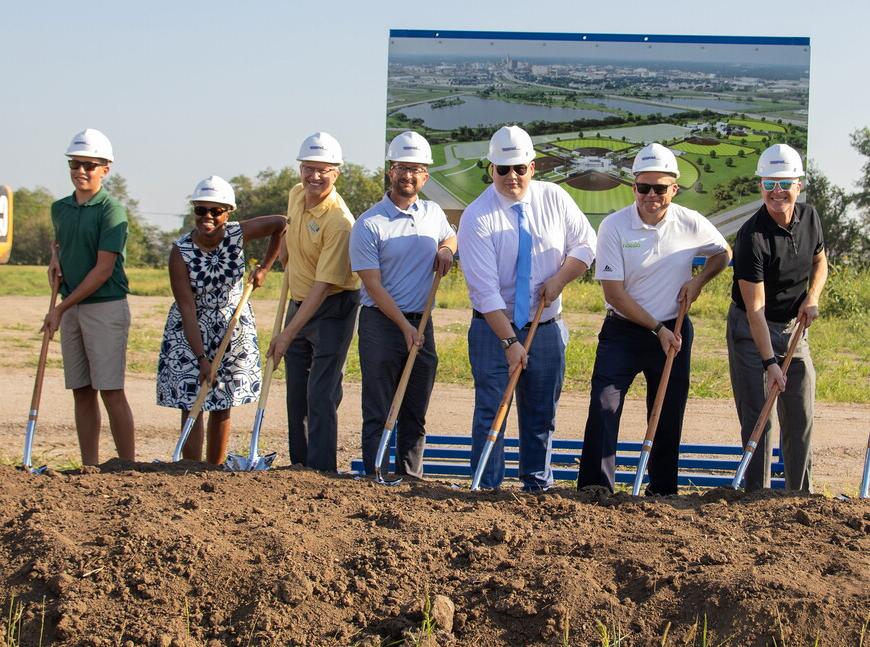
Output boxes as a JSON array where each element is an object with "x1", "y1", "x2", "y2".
[{"x1": 285, "y1": 183, "x2": 359, "y2": 300}]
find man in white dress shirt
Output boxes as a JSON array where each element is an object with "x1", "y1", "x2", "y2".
[{"x1": 457, "y1": 125, "x2": 597, "y2": 491}]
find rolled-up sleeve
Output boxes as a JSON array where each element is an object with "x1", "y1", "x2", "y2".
[
  {"x1": 457, "y1": 208, "x2": 506, "y2": 313},
  {"x1": 562, "y1": 192, "x2": 596, "y2": 268}
]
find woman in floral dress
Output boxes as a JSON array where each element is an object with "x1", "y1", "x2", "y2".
[{"x1": 157, "y1": 176, "x2": 286, "y2": 463}]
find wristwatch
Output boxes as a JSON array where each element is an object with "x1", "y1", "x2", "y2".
[
  {"x1": 762, "y1": 356, "x2": 778, "y2": 369},
  {"x1": 652, "y1": 322, "x2": 664, "y2": 335},
  {"x1": 500, "y1": 336, "x2": 518, "y2": 350},
  {"x1": 196, "y1": 352, "x2": 208, "y2": 362}
]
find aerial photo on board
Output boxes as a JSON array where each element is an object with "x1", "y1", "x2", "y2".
[{"x1": 387, "y1": 31, "x2": 810, "y2": 231}]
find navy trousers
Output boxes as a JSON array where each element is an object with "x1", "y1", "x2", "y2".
[{"x1": 577, "y1": 314, "x2": 693, "y2": 495}]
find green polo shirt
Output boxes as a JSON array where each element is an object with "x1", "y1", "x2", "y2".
[{"x1": 51, "y1": 188, "x2": 129, "y2": 303}]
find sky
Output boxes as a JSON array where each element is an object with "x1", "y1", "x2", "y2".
[{"x1": 2, "y1": 0, "x2": 867, "y2": 231}]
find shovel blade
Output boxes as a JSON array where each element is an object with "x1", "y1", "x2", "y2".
[
  {"x1": 249, "y1": 452, "x2": 277, "y2": 471},
  {"x1": 223, "y1": 452, "x2": 249, "y2": 472}
]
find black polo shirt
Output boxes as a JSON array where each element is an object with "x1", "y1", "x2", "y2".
[{"x1": 731, "y1": 202, "x2": 824, "y2": 322}]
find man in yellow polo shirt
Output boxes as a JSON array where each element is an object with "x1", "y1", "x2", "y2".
[{"x1": 268, "y1": 132, "x2": 360, "y2": 472}]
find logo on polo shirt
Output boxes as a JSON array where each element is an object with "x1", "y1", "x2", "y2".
[
  {"x1": 603, "y1": 264, "x2": 614, "y2": 272},
  {"x1": 307, "y1": 221, "x2": 320, "y2": 234},
  {"x1": 622, "y1": 241, "x2": 642, "y2": 248}
]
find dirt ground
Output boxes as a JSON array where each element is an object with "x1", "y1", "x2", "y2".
[{"x1": 1, "y1": 296, "x2": 868, "y2": 645}]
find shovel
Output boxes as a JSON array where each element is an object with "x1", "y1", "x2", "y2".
[
  {"x1": 225, "y1": 270, "x2": 289, "y2": 471},
  {"x1": 631, "y1": 299, "x2": 689, "y2": 496},
  {"x1": 731, "y1": 321, "x2": 805, "y2": 489},
  {"x1": 171, "y1": 278, "x2": 256, "y2": 462},
  {"x1": 860, "y1": 432, "x2": 870, "y2": 499},
  {"x1": 470, "y1": 298, "x2": 546, "y2": 491},
  {"x1": 373, "y1": 272, "x2": 442, "y2": 486},
  {"x1": 22, "y1": 275, "x2": 61, "y2": 474}
]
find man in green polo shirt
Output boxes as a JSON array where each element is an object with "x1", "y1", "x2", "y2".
[{"x1": 44, "y1": 128, "x2": 135, "y2": 465}]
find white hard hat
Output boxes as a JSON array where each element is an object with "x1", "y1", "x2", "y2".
[
  {"x1": 65, "y1": 128, "x2": 114, "y2": 162},
  {"x1": 297, "y1": 131, "x2": 343, "y2": 165},
  {"x1": 487, "y1": 125, "x2": 535, "y2": 166},
  {"x1": 387, "y1": 131, "x2": 433, "y2": 164},
  {"x1": 191, "y1": 176, "x2": 236, "y2": 210},
  {"x1": 632, "y1": 143, "x2": 680, "y2": 178},
  {"x1": 756, "y1": 144, "x2": 804, "y2": 178}
]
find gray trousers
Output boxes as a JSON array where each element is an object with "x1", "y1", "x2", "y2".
[
  {"x1": 284, "y1": 290, "x2": 359, "y2": 472},
  {"x1": 726, "y1": 303, "x2": 815, "y2": 492},
  {"x1": 358, "y1": 306, "x2": 437, "y2": 478}
]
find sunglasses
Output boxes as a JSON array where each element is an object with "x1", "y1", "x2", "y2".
[
  {"x1": 193, "y1": 206, "x2": 229, "y2": 218},
  {"x1": 761, "y1": 179, "x2": 798, "y2": 192},
  {"x1": 635, "y1": 183, "x2": 674, "y2": 195},
  {"x1": 495, "y1": 164, "x2": 529, "y2": 177},
  {"x1": 67, "y1": 159, "x2": 106, "y2": 172}
]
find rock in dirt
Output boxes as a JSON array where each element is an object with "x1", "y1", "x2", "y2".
[{"x1": 430, "y1": 594, "x2": 455, "y2": 633}]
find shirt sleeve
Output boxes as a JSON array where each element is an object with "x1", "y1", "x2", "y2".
[
  {"x1": 732, "y1": 226, "x2": 765, "y2": 283},
  {"x1": 349, "y1": 217, "x2": 380, "y2": 272},
  {"x1": 435, "y1": 205, "x2": 455, "y2": 244},
  {"x1": 457, "y1": 204, "x2": 506, "y2": 313},
  {"x1": 314, "y1": 216, "x2": 354, "y2": 285},
  {"x1": 810, "y1": 206, "x2": 825, "y2": 255},
  {"x1": 693, "y1": 213, "x2": 729, "y2": 257},
  {"x1": 560, "y1": 189, "x2": 596, "y2": 268},
  {"x1": 98, "y1": 200, "x2": 128, "y2": 254},
  {"x1": 593, "y1": 217, "x2": 624, "y2": 281}
]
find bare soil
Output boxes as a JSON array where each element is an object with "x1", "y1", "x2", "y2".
[
  {"x1": 1, "y1": 297, "x2": 868, "y2": 645},
  {"x1": 565, "y1": 172, "x2": 624, "y2": 191},
  {"x1": 532, "y1": 156, "x2": 565, "y2": 173},
  {"x1": 684, "y1": 137, "x2": 721, "y2": 146}
]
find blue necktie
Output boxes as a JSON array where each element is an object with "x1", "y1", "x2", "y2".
[{"x1": 513, "y1": 202, "x2": 532, "y2": 329}]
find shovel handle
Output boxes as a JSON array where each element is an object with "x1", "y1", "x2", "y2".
[
  {"x1": 178, "y1": 278, "x2": 256, "y2": 450},
  {"x1": 383, "y1": 272, "x2": 442, "y2": 431},
  {"x1": 258, "y1": 269, "x2": 290, "y2": 411},
  {"x1": 742, "y1": 320, "x2": 805, "y2": 451},
  {"x1": 484, "y1": 298, "x2": 547, "y2": 443}
]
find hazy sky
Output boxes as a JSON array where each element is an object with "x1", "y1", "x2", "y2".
[{"x1": 2, "y1": 0, "x2": 867, "y2": 230}]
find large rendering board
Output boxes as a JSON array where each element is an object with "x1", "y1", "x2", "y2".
[{"x1": 387, "y1": 30, "x2": 810, "y2": 232}]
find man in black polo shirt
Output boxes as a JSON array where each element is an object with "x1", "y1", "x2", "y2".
[{"x1": 726, "y1": 143, "x2": 827, "y2": 492}]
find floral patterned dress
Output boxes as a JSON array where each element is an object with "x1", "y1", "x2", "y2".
[{"x1": 156, "y1": 222, "x2": 260, "y2": 411}]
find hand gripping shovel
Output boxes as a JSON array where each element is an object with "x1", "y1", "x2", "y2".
[
  {"x1": 224, "y1": 271, "x2": 290, "y2": 471},
  {"x1": 731, "y1": 321, "x2": 806, "y2": 489},
  {"x1": 22, "y1": 276, "x2": 61, "y2": 474},
  {"x1": 373, "y1": 272, "x2": 442, "y2": 485},
  {"x1": 470, "y1": 299, "x2": 546, "y2": 491},
  {"x1": 171, "y1": 278, "x2": 256, "y2": 462},
  {"x1": 859, "y1": 432, "x2": 870, "y2": 499},
  {"x1": 631, "y1": 299, "x2": 689, "y2": 496}
]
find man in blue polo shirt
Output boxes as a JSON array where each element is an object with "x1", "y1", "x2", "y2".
[
  {"x1": 44, "y1": 128, "x2": 135, "y2": 465},
  {"x1": 350, "y1": 131, "x2": 457, "y2": 479}
]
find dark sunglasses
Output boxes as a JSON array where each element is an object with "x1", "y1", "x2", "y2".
[
  {"x1": 761, "y1": 179, "x2": 798, "y2": 192},
  {"x1": 67, "y1": 159, "x2": 106, "y2": 172},
  {"x1": 495, "y1": 164, "x2": 529, "y2": 177},
  {"x1": 193, "y1": 206, "x2": 229, "y2": 218},
  {"x1": 635, "y1": 183, "x2": 674, "y2": 195}
]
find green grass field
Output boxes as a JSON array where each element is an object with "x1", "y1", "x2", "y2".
[
  {"x1": 676, "y1": 157, "x2": 700, "y2": 188},
  {"x1": 673, "y1": 141, "x2": 755, "y2": 156},
  {"x1": 551, "y1": 138, "x2": 633, "y2": 152},
  {"x1": 1, "y1": 265, "x2": 868, "y2": 402},
  {"x1": 728, "y1": 118, "x2": 786, "y2": 133},
  {"x1": 561, "y1": 183, "x2": 634, "y2": 217},
  {"x1": 728, "y1": 133, "x2": 767, "y2": 143}
]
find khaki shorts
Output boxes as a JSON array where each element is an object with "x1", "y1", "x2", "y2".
[{"x1": 60, "y1": 299, "x2": 130, "y2": 390}]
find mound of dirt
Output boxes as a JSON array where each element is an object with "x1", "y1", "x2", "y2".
[
  {"x1": 1, "y1": 463, "x2": 867, "y2": 646},
  {"x1": 569, "y1": 146, "x2": 612, "y2": 156},
  {"x1": 565, "y1": 171, "x2": 624, "y2": 191},
  {"x1": 684, "y1": 137, "x2": 720, "y2": 146}
]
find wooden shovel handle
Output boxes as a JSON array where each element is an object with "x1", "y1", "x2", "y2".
[
  {"x1": 258, "y1": 270, "x2": 290, "y2": 411},
  {"x1": 28, "y1": 276, "x2": 61, "y2": 416},
  {"x1": 744, "y1": 321, "x2": 806, "y2": 449},
  {"x1": 187, "y1": 278, "x2": 256, "y2": 422},
  {"x1": 641, "y1": 298, "x2": 690, "y2": 445},
  {"x1": 488, "y1": 298, "x2": 547, "y2": 437},
  {"x1": 383, "y1": 272, "x2": 442, "y2": 430}
]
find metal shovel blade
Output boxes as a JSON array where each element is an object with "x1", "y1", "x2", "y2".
[
  {"x1": 224, "y1": 451, "x2": 277, "y2": 472},
  {"x1": 22, "y1": 420, "x2": 47, "y2": 475},
  {"x1": 373, "y1": 425, "x2": 402, "y2": 486},
  {"x1": 632, "y1": 444, "x2": 652, "y2": 496},
  {"x1": 860, "y1": 448, "x2": 870, "y2": 499},
  {"x1": 470, "y1": 439, "x2": 496, "y2": 491},
  {"x1": 731, "y1": 443, "x2": 756, "y2": 489}
]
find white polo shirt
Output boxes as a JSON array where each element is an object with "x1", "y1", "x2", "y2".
[
  {"x1": 595, "y1": 202, "x2": 727, "y2": 321},
  {"x1": 457, "y1": 181, "x2": 597, "y2": 323}
]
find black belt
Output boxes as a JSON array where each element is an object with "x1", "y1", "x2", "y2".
[
  {"x1": 605, "y1": 309, "x2": 630, "y2": 322},
  {"x1": 362, "y1": 305, "x2": 424, "y2": 321},
  {"x1": 472, "y1": 309, "x2": 559, "y2": 329}
]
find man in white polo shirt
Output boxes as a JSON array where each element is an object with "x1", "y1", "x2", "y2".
[
  {"x1": 350, "y1": 131, "x2": 456, "y2": 479},
  {"x1": 458, "y1": 125, "x2": 597, "y2": 491},
  {"x1": 577, "y1": 143, "x2": 731, "y2": 495}
]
